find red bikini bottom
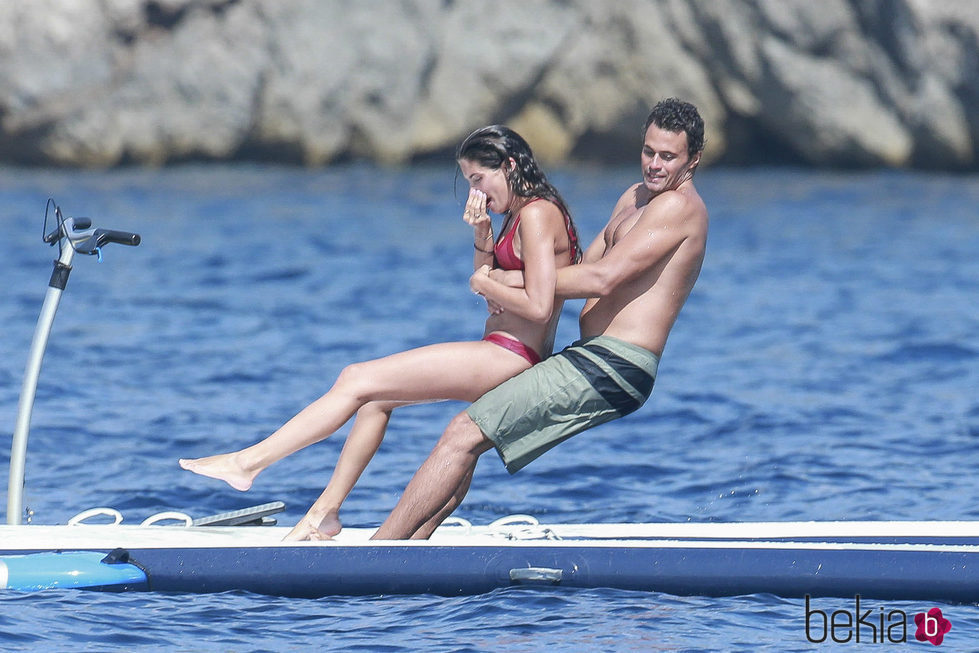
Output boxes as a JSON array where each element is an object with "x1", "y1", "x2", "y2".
[{"x1": 483, "y1": 333, "x2": 542, "y2": 365}]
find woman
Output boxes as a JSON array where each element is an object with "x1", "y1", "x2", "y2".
[{"x1": 179, "y1": 126, "x2": 580, "y2": 540}]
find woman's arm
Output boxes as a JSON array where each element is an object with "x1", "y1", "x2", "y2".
[
  {"x1": 470, "y1": 201, "x2": 564, "y2": 323},
  {"x1": 464, "y1": 189, "x2": 495, "y2": 270},
  {"x1": 477, "y1": 193, "x2": 614, "y2": 296}
]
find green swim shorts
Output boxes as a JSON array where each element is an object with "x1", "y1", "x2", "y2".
[{"x1": 467, "y1": 335, "x2": 660, "y2": 474}]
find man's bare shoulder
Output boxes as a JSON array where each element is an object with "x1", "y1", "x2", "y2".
[
  {"x1": 603, "y1": 183, "x2": 647, "y2": 227},
  {"x1": 640, "y1": 186, "x2": 708, "y2": 232},
  {"x1": 624, "y1": 182, "x2": 646, "y2": 203}
]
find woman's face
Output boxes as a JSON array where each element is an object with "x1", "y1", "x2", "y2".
[{"x1": 458, "y1": 158, "x2": 512, "y2": 214}]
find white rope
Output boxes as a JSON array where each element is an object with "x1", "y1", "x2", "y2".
[
  {"x1": 140, "y1": 511, "x2": 194, "y2": 527},
  {"x1": 67, "y1": 507, "x2": 123, "y2": 525},
  {"x1": 487, "y1": 514, "x2": 561, "y2": 541},
  {"x1": 437, "y1": 516, "x2": 473, "y2": 534},
  {"x1": 488, "y1": 514, "x2": 540, "y2": 528},
  {"x1": 67, "y1": 507, "x2": 196, "y2": 527}
]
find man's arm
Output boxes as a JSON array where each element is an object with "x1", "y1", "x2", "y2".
[
  {"x1": 554, "y1": 191, "x2": 696, "y2": 299},
  {"x1": 473, "y1": 187, "x2": 629, "y2": 299},
  {"x1": 482, "y1": 223, "x2": 606, "y2": 289}
]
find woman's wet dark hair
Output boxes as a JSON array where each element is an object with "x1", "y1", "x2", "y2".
[{"x1": 457, "y1": 125, "x2": 581, "y2": 262}]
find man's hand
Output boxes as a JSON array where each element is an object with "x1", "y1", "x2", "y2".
[{"x1": 470, "y1": 265, "x2": 504, "y2": 314}]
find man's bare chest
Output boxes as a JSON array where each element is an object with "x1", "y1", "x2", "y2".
[{"x1": 605, "y1": 208, "x2": 644, "y2": 249}]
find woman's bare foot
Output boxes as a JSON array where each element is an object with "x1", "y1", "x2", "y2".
[
  {"x1": 178, "y1": 453, "x2": 257, "y2": 491},
  {"x1": 282, "y1": 511, "x2": 342, "y2": 541}
]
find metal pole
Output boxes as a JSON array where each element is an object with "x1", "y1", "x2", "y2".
[{"x1": 7, "y1": 244, "x2": 75, "y2": 525}]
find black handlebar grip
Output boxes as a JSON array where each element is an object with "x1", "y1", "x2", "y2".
[{"x1": 96, "y1": 229, "x2": 141, "y2": 247}]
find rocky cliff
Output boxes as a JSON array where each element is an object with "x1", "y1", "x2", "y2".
[{"x1": 1, "y1": 0, "x2": 976, "y2": 169}]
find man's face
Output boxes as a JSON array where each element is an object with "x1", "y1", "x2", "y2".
[{"x1": 640, "y1": 124, "x2": 700, "y2": 194}]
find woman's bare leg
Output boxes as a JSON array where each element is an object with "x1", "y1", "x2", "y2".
[
  {"x1": 287, "y1": 409, "x2": 478, "y2": 541},
  {"x1": 283, "y1": 401, "x2": 396, "y2": 540},
  {"x1": 373, "y1": 411, "x2": 494, "y2": 540},
  {"x1": 179, "y1": 340, "x2": 528, "y2": 491}
]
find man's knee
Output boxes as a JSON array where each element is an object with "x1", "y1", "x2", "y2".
[{"x1": 441, "y1": 411, "x2": 492, "y2": 455}]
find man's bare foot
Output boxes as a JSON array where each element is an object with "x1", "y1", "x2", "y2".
[
  {"x1": 282, "y1": 511, "x2": 342, "y2": 541},
  {"x1": 178, "y1": 453, "x2": 256, "y2": 492}
]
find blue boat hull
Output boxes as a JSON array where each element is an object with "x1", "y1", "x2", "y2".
[
  {"x1": 1, "y1": 542, "x2": 973, "y2": 601},
  {"x1": 4, "y1": 521, "x2": 979, "y2": 601}
]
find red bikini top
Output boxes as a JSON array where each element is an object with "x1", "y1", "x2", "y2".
[{"x1": 494, "y1": 199, "x2": 577, "y2": 271}]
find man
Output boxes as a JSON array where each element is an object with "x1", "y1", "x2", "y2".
[{"x1": 372, "y1": 98, "x2": 708, "y2": 540}]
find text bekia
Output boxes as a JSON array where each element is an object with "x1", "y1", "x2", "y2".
[
  {"x1": 804, "y1": 596, "x2": 953, "y2": 645},
  {"x1": 805, "y1": 595, "x2": 907, "y2": 644}
]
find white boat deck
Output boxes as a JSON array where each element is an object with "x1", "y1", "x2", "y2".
[{"x1": 5, "y1": 519, "x2": 979, "y2": 552}]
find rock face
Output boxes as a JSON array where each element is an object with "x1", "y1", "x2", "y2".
[{"x1": 1, "y1": 0, "x2": 976, "y2": 169}]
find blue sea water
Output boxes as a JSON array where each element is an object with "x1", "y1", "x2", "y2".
[{"x1": 0, "y1": 163, "x2": 978, "y2": 651}]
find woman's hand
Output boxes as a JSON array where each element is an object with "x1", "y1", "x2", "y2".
[
  {"x1": 470, "y1": 264, "x2": 491, "y2": 295},
  {"x1": 464, "y1": 189, "x2": 493, "y2": 248},
  {"x1": 471, "y1": 265, "x2": 504, "y2": 314}
]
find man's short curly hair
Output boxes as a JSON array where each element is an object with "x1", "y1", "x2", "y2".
[{"x1": 643, "y1": 98, "x2": 705, "y2": 158}]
